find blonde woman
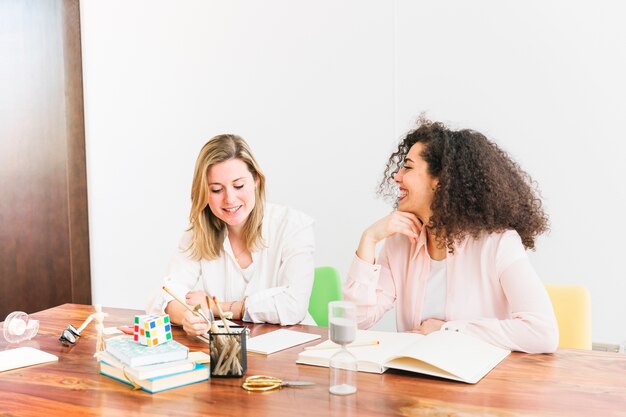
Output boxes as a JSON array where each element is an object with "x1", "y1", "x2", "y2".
[{"x1": 148, "y1": 134, "x2": 315, "y2": 335}]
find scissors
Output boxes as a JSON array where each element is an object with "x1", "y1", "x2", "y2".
[{"x1": 242, "y1": 375, "x2": 315, "y2": 392}]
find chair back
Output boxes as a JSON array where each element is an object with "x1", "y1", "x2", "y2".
[
  {"x1": 308, "y1": 266, "x2": 342, "y2": 326},
  {"x1": 545, "y1": 284, "x2": 592, "y2": 349}
]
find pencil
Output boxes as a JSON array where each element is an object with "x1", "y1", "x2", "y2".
[
  {"x1": 303, "y1": 341, "x2": 380, "y2": 350},
  {"x1": 205, "y1": 295, "x2": 214, "y2": 324},
  {"x1": 162, "y1": 286, "x2": 210, "y2": 324},
  {"x1": 206, "y1": 291, "x2": 232, "y2": 333}
]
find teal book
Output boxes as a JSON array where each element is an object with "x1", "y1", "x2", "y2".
[
  {"x1": 97, "y1": 351, "x2": 195, "y2": 380},
  {"x1": 106, "y1": 336, "x2": 189, "y2": 367},
  {"x1": 99, "y1": 360, "x2": 209, "y2": 393}
]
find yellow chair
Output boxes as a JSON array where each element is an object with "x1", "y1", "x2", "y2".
[{"x1": 545, "y1": 284, "x2": 592, "y2": 349}]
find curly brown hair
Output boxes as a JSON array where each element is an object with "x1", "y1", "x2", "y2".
[{"x1": 379, "y1": 117, "x2": 549, "y2": 251}]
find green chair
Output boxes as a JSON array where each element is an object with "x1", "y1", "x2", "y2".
[{"x1": 308, "y1": 266, "x2": 342, "y2": 326}]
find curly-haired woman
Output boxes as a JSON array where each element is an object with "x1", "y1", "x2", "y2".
[{"x1": 343, "y1": 117, "x2": 558, "y2": 353}]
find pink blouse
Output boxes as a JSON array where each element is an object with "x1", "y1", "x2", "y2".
[{"x1": 343, "y1": 229, "x2": 559, "y2": 353}]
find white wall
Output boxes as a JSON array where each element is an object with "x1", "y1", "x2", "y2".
[{"x1": 81, "y1": 0, "x2": 626, "y2": 344}]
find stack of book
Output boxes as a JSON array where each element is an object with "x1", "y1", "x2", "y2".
[{"x1": 98, "y1": 336, "x2": 209, "y2": 393}]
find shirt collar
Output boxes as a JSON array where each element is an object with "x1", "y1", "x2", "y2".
[{"x1": 411, "y1": 227, "x2": 430, "y2": 260}]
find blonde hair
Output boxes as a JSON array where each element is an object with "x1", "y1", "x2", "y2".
[{"x1": 188, "y1": 134, "x2": 266, "y2": 260}]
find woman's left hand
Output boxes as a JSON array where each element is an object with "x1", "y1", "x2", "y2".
[
  {"x1": 409, "y1": 318, "x2": 445, "y2": 335},
  {"x1": 186, "y1": 290, "x2": 208, "y2": 309}
]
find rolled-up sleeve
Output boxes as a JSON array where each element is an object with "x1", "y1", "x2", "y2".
[
  {"x1": 444, "y1": 232, "x2": 559, "y2": 353},
  {"x1": 343, "y1": 245, "x2": 397, "y2": 329}
]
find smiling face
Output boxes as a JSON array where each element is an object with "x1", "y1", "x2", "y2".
[
  {"x1": 206, "y1": 158, "x2": 257, "y2": 232},
  {"x1": 395, "y1": 142, "x2": 439, "y2": 224}
]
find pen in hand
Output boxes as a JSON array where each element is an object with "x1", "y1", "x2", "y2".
[{"x1": 162, "y1": 286, "x2": 211, "y2": 324}]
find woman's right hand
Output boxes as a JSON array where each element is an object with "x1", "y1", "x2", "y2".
[
  {"x1": 181, "y1": 309, "x2": 210, "y2": 336},
  {"x1": 356, "y1": 211, "x2": 422, "y2": 263}
]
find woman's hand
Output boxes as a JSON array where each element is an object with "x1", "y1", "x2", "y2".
[
  {"x1": 181, "y1": 309, "x2": 210, "y2": 336},
  {"x1": 186, "y1": 290, "x2": 224, "y2": 321},
  {"x1": 356, "y1": 211, "x2": 422, "y2": 263},
  {"x1": 185, "y1": 290, "x2": 208, "y2": 309},
  {"x1": 409, "y1": 318, "x2": 445, "y2": 335}
]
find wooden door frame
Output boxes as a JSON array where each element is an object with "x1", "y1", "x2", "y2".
[{"x1": 64, "y1": 0, "x2": 91, "y2": 304}]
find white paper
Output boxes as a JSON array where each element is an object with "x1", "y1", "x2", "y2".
[
  {"x1": 103, "y1": 327, "x2": 123, "y2": 335},
  {"x1": 247, "y1": 329, "x2": 321, "y2": 355},
  {"x1": 0, "y1": 347, "x2": 58, "y2": 372}
]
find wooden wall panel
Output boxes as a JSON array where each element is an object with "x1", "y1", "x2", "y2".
[{"x1": 0, "y1": 0, "x2": 91, "y2": 320}]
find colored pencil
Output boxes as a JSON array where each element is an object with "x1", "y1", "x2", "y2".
[{"x1": 162, "y1": 286, "x2": 210, "y2": 324}]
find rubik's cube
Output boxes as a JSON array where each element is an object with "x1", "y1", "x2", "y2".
[{"x1": 133, "y1": 314, "x2": 172, "y2": 346}]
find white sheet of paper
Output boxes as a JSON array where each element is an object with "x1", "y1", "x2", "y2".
[
  {"x1": 247, "y1": 329, "x2": 321, "y2": 355},
  {"x1": 103, "y1": 327, "x2": 123, "y2": 335},
  {"x1": 0, "y1": 347, "x2": 58, "y2": 372}
]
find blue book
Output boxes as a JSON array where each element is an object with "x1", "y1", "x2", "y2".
[
  {"x1": 99, "y1": 360, "x2": 209, "y2": 393},
  {"x1": 106, "y1": 336, "x2": 188, "y2": 367}
]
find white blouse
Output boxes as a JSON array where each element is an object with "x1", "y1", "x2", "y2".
[
  {"x1": 421, "y1": 258, "x2": 447, "y2": 321},
  {"x1": 148, "y1": 203, "x2": 316, "y2": 325}
]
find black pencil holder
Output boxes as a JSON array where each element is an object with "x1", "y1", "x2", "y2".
[{"x1": 209, "y1": 328, "x2": 247, "y2": 378}]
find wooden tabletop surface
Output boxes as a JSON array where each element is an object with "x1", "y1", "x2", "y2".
[{"x1": 1, "y1": 304, "x2": 625, "y2": 417}]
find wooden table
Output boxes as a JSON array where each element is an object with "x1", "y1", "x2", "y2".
[{"x1": 1, "y1": 304, "x2": 625, "y2": 416}]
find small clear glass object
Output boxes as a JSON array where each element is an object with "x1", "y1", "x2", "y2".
[
  {"x1": 328, "y1": 301, "x2": 358, "y2": 395},
  {"x1": 3, "y1": 311, "x2": 39, "y2": 343}
]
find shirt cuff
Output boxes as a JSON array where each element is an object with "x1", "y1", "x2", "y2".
[
  {"x1": 441, "y1": 320, "x2": 468, "y2": 333},
  {"x1": 242, "y1": 288, "x2": 283, "y2": 324},
  {"x1": 348, "y1": 254, "x2": 382, "y2": 283}
]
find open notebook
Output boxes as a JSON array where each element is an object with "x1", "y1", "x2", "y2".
[{"x1": 297, "y1": 329, "x2": 510, "y2": 384}]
